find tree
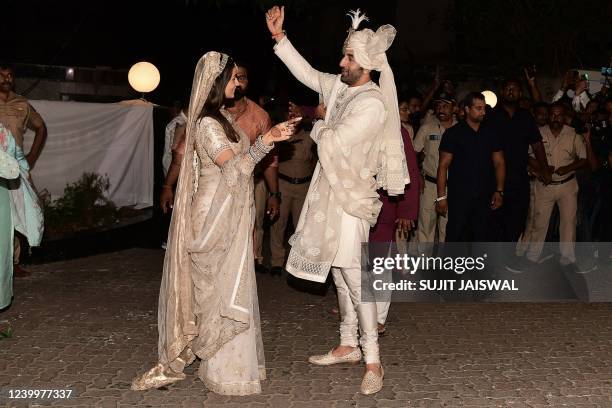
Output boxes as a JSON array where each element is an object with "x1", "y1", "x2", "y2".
[{"x1": 452, "y1": 0, "x2": 612, "y2": 76}]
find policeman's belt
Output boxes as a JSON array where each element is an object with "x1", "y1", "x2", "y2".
[
  {"x1": 424, "y1": 174, "x2": 438, "y2": 184},
  {"x1": 548, "y1": 174, "x2": 575, "y2": 185},
  {"x1": 279, "y1": 173, "x2": 312, "y2": 184}
]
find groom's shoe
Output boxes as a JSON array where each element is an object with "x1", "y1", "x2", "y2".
[
  {"x1": 308, "y1": 348, "x2": 362, "y2": 366},
  {"x1": 360, "y1": 366, "x2": 384, "y2": 395}
]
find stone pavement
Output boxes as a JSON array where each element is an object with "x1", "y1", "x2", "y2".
[{"x1": 1, "y1": 248, "x2": 612, "y2": 407}]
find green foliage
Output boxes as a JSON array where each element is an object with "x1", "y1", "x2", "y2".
[
  {"x1": 0, "y1": 326, "x2": 12, "y2": 339},
  {"x1": 42, "y1": 173, "x2": 119, "y2": 236}
]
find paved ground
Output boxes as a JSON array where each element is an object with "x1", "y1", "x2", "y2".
[{"x1": 1, "y1": 248, "x2": 612, "y2": 407}]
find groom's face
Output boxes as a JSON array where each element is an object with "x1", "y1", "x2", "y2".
[{"x1": 339, "y1": 51, "x2": 365, "y2": 86}]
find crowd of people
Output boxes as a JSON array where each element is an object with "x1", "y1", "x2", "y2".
[
  {"x1": 2, "y1": 2, "x2": 611, "y2": 399},
  {"x1": 161, "y1": 68, "x2": 612, "y2": 275},
  {"x1": 147, "y1": 4, "x2": 612, "y2": 397},
  {"x1": 148, "y1": 3, "x2": 612, "y2": 394},
  {"x1": 407, "y1": 69, "x2": 612, "y2": 271}
]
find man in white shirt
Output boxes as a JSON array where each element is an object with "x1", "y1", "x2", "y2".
[
  {"x1": 552, "y1": 70, "x2": 590, "y2": 113},
  {"x1": 162, "y1": 103, "x2": 187, "y2": 177},
  {"x1": 413, "y1": 94, "x2": 456, "y2": 251}
]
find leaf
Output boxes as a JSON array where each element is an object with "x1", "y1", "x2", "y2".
[{"x1": 0, "y1": 327, "x2": 13, "y2": 339}]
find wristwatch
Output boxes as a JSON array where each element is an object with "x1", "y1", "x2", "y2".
[{"x1": 268, "y1": 191, "x2": 281, "y2": 199}]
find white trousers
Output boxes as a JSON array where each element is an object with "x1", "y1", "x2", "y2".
[
  {"x1": 376, "y1": 301, "x2": 390, "y2": 326},
  {"x1": 331, "y1": 263, "x2": 380, "y2": 364}
]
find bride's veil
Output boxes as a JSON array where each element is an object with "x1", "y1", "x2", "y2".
[{"x1": 157, "y1": 52, "x2": 229, "y2": 366}]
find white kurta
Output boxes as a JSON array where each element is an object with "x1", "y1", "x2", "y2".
[
  {"x1": 162, "y1": 112, "x2": 187, "y2": 177},
  {"x1": 275, "y1": 37, "x2": 386, "y2": 280},
  {"x1": 329, "y1": 81, "x2": 378, "y2": 268}
]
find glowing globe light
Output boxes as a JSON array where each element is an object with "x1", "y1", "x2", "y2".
[
  {"x1": 128, "y1": 62, "x2": 160, "y2": 93},
  {"x1": 482, "y1": 90, "x2": 497, "y2": 108}
]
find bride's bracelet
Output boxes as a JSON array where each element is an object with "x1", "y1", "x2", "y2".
[{"x1": 249, "y1": 136, "x2": 274, "y2": 163}]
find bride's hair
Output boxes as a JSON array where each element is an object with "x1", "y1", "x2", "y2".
[{"x1": 199, "y1": 57, "x2": 239, "y2": 143}]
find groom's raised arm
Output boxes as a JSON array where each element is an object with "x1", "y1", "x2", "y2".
[{"x1": 266, "y1": 6, "x2": 334, "y2": 95}]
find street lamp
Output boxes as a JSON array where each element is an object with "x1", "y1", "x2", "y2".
[
  {"x1": 128, "y1": 62, "x2": 160, "y2": 100},
  {"x1": 482, "y1": 90, "x2": 497, "y2": 108}
]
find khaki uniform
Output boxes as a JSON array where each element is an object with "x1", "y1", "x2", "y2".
[
  {"x1": 516, "y1": 177, "x2": 537, "y2": 256},
  {"x1": 526, "y1": 125, "x2": 586, "y2": 265},
  {"x1": 413, "y1": 119, "x2": 453, "y2": 249},
  {"x1": 270, "y1": 128, "x2": 315, "y2": 268}
]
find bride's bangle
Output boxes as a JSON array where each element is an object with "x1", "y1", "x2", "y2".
[{"x1": 249, "y1": 136, "x2": 274, "y2": 163}]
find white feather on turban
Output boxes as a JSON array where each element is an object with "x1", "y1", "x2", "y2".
[{"x1": 343, "y1": 10, "x2": 409, "y2": 195}]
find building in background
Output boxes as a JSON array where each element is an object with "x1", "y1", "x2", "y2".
[{"x1": 12, "y1": 63, "x2": 131, "y2": 103}]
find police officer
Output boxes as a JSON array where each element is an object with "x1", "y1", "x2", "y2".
[
  {"x1": 269, "y1": 102, "x2": 316, "y2": 275},
  {"x1": 413, "y1": 93, "x2": 456, "y2": 250},
  {"x1": 526, "y1": 103, "x2": 588, "y2": 266}
]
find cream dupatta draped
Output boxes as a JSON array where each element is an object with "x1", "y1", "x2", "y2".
[{"x1": 133, "y1": 52, "x2": 269, "y2": 395}]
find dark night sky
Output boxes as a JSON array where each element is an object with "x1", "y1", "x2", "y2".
[
  {"x1": 4, "y1": 0, "x2": 611, "y2": 105},
  {"x1": 4, "y1": 0, "x2": 403, "y2": 104}
]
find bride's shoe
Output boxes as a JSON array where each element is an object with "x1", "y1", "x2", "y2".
[
  {"x1": 360, "y1": 366, "x2": 384, "y2": 395},
  {"x1": 130, "y1": 363, "x2": 186, "y2": 391},
  {"x1": 308, "y1": 348, "x2": 362, "y2": 366}
]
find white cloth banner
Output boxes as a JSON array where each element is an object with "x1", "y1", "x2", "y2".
[{"x1": 23, "y1": 101, "x2": 154, "y2": 209}]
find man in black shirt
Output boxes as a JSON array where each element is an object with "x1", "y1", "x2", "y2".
[
  {"x1": 485, "y1": 78, "x2": 551, "y2": 242},
  {"x1": 436, "y1": 92, "x2": 506, "y2": 242}
]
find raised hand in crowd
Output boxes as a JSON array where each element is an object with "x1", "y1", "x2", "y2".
[
  {"x1": 575, "y1": 79, "x2": 588, "y2": 96},
  {"x1": 524, "y1": 66, "x2": 542, "y2": 103}
]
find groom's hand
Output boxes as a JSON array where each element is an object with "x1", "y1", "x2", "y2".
[{"x1": 266, "y1": 6, "x2": 285, "y2": 41}]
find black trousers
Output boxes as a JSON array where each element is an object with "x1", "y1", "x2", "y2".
[
  {"x1": 488, "y1": 183, "x2": 530, "y2": 242},
  {"x1": 445, "y1": 193, "x2": 491, "y2": 242}
]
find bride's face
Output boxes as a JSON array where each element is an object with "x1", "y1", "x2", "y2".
[{"x1": 224, "y1": 66, "x2": 239, "y2": 99}]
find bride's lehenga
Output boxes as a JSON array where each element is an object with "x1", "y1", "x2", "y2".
[{"x1": 132, "y1": 52, "x2": 271, "y2": 395}]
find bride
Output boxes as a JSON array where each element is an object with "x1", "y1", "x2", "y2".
[{"x1": 132, "y1": 51, "x2": 300, "y2": 395}]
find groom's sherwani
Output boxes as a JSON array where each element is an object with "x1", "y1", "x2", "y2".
[
  {"x1": 275, "y1": 36, "x2": 389, "y2": 364},
  {"x1": 275, "y1": 37, "x2": 387, "y2": 284}
]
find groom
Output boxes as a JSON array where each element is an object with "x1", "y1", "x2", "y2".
[{"x1": 266, "y1": 6, "x2": 408, "y2": 395}]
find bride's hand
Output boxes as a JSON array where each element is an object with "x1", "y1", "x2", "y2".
[{"x1": 263, "y1": 117, "x2": 301, "y2": 145}]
